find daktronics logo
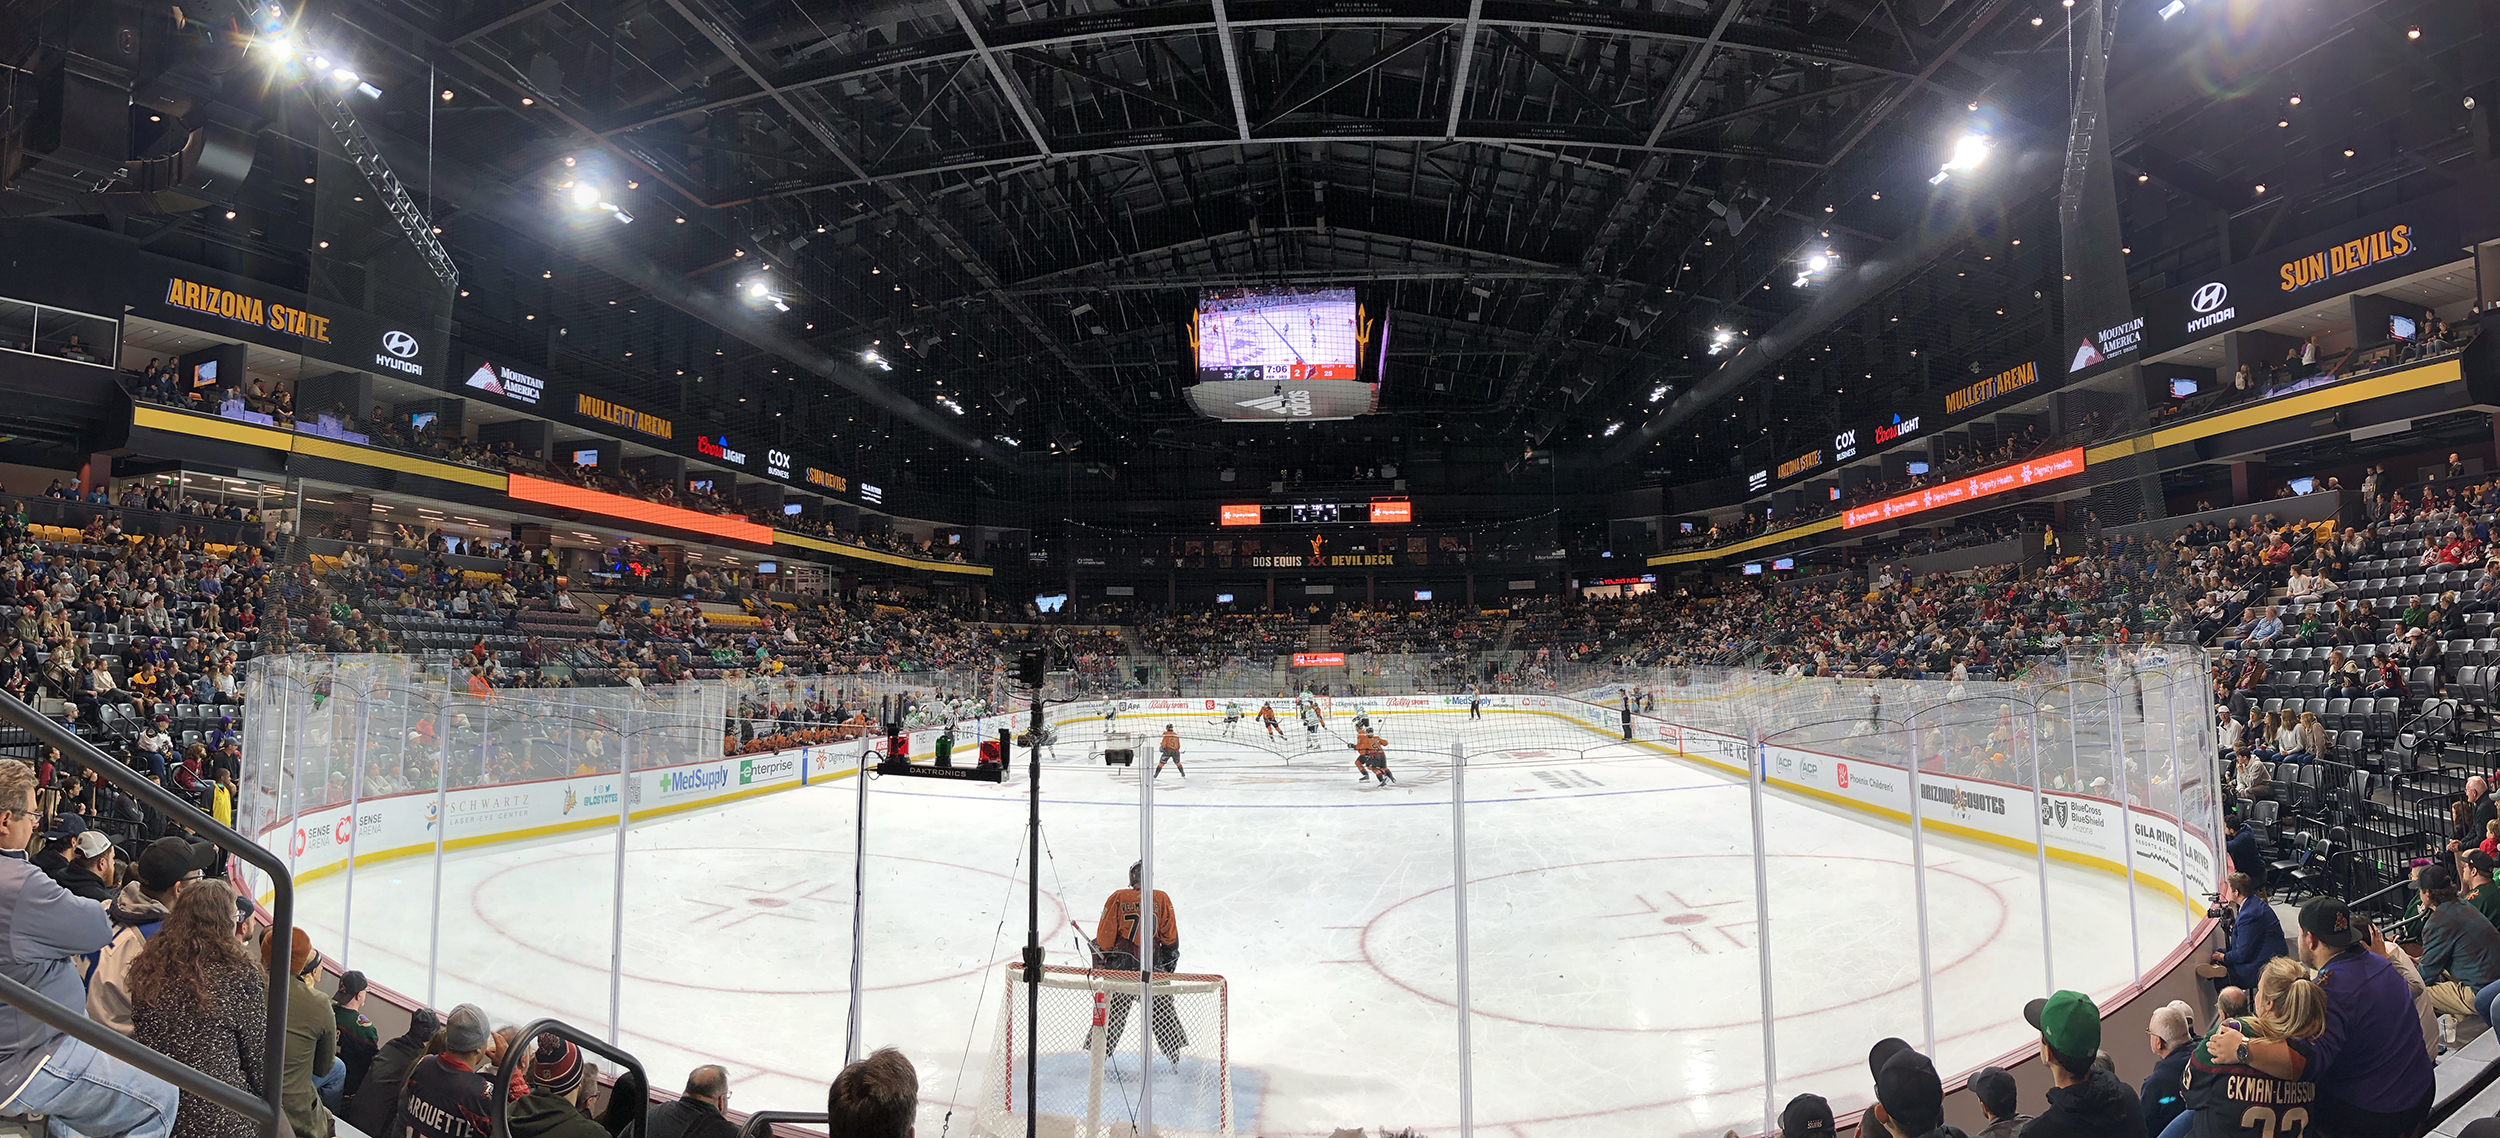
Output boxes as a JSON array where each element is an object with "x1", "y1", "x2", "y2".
[
  {"x1": 1844, "y1": 447, "x2": 2084, "y2": 529},
  {"x1": 659, "y1": 767, "x2": 730, "y2": 794},
  {"x1": 696, "y1": 435, "x2": 747, "y2": 464},
  {"x1": 2184, "y1": 282, "x2": 2237, "y2": 333}
]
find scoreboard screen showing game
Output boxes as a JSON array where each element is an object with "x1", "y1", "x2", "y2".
[
  {"x1": 1195, "y1": 288, "x2": 1360, "y2": 383},
  {"x1": 1186, "y1": 287, "x2": 1385, "y2": 421}
]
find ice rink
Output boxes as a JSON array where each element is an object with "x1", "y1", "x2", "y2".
[{"x1": 292, "y1": 705, "x2": 2191, "y2": 1138}]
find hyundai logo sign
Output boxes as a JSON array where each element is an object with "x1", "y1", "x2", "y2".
[
  {"x1": 2184, "y1": 281, "x2": 2236, "y2": 335},
  {"x1": 373, "y1": 329, "x2": 426, "y2": 376}
]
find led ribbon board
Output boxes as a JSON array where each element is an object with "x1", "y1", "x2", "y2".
[{"x1": 1842, "y1": 448, "x2": 2085, "y2": 530}]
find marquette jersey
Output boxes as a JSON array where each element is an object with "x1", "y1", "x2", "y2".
[
  {"x1": 2186, "y1": 1025, "x2": 2317, "y2": 1138},
  {"x1": 1095, "y1": 887, "x2": 1179, "y2": 959}
]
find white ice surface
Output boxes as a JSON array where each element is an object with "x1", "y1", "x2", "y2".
[{"x1": 293, "y1": 709, "x2": 2193, "y2": 1138}]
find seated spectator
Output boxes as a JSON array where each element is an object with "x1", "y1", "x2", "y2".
[
  {"x1": 126, "y1": 880, "x2": 266, "y2": 1138},
  {"x1": 90, "y1": 835, "x2": 213, "y2": 1034},
  {"x1": 2213, "y1": 897, "x2": 2434, "y2": 1138},
  {"x1": 345, "y1": 1009, "x2": 437, "y2": 1136},
  {"x1": 2410, "y1": 865, "x2": 2500, "y2": 1020},
  {"x1": 333, "y1": 972, "x2": 379, "y2": 1112},
  {"x1": 645, "y1": 1067, "x2": 738, "y2": 1138},
  {"x1": 2177, "y1": 957, "x2": 2325, "y2": 1138},
  {"x1": 506, "y1": 1035, "x2": 638, "y2": 1138},
  {"x1": 1969, "y1": 1067, "x2": 2028, "y2": 1138},
  {"x1": 2212, "y1": 873, "x2": 2287, "y2": 992},
  {"x1": 827, "y1": 1048, "x2": 917, "y2": 1138},
  {"x1": 2140, "y1": 1000, "x2": 2196, "y2": 1138},
  {"x1": 2022, "y1": 989, "x2": 2142, "y2": 1138},
  {"x1": 0, "y1": 757, "x2": 180, "y2": 1138},
  {"x1": 262, "y1": 927, "x2": 340, "y2": 1138},
  {"x1": 1780, "y1": 1094, "x2": 1835, "y2": 1138},
  {"x1": 57, "y1": 829, "x2": 116, "y2": 901},
  {"x1": 391, "y1": 1004, "x2": 496, "y2": 1138},
  {"x1": 1870, "y1": 1049, "x2": 1956, "y2": 1138}
]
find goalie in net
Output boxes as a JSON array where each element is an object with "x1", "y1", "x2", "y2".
[{"x1": 976, "y1": 864, "x2": 1232, "y2": 1136}]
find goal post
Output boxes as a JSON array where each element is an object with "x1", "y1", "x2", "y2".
[{"x1": 975, "y1": 963, "x2": 1232, "y2": 1138}]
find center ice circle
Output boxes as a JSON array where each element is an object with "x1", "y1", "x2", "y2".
[
  {"x1": 471, "y1": 846, "x2": 1066, "y2": 995},
  {"x1": 1362, "y1": 853, "x2": 2012, "y2": 1033}
]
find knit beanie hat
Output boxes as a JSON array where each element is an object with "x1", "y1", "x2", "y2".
[{"x1": 527, "y1": 1034, "x2": 586, "y2": 1098}]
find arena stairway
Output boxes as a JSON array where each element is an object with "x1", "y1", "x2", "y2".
[{"x1": 2427, "y1": 1028, "x2": 2500, "y2": 1136}]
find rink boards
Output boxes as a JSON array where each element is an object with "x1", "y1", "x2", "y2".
[{"x1": 242, "y1": 689, "x2": 2215, "y2": 920}]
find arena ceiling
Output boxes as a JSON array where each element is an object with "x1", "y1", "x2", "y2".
[{"x1": 3, "y1": 0, "x2": 2490, "y2": 500}]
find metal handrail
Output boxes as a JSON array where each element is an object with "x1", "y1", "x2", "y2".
[
  {"x1": 489, "y1": 1019, "x2": 649, "y2": 1138},
  {"x1": 0, "y1": 687, "x2": 293, "y2": 1138},
  {"x1": 736, "y1": 1110, "x2": 827, "y2": 1138}
]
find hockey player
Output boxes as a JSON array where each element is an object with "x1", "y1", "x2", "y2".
[
  {"x1": 1299, "y1": 700, "x2": 1325, "y2": 750},
  {"x1": 1258, "y1": 701, "x2": 1285, "y2": 741},
  {"x1": 1222, "y1": 701, "x2": 1244, "y2": 736},
  {"x1": 1093, "y1": 862, "x2": 1188, "y2": 1065},
  {"x1": 1467, "y1": 689, "x2": 1484, "y2": 720},
  {"x1": 1355, "y1": 728, "x2": 1394, "y2": 785},
  {"x1": 1156, "y1": 724, "x2": 1186, "y2": 778}
]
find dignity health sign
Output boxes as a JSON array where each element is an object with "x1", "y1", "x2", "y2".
[{"x1": 1844, "y1": 447, "x2": 2085, "y2": 529}]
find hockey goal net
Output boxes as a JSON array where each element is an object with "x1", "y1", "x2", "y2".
[{"x1": 973, "y1": 963, "x2": 1232, "y2": 1138}]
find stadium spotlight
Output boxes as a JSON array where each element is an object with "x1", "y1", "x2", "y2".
[
  {"x1": 568, "y1": 183, "x2": 601, "y2": 209},
  {"x1": 862, "y1": 350, "x2": 893, "y2": 372},
  {"x1": 1603, "y1": 422, "x2": 1624, "y2": 437},
  {"x1": 1648, "y1": 384, "x2": 1670, "y2": 403},
  {"x1": 2157, "y1": 0, "x2": 2184, "y2": 16},
  {"x1": 1707, "y1": 327, "x2": 1738, "y2": 356},
  {"x1": 1930, "y1": 132, "x2": 1991, "y2": 186}
]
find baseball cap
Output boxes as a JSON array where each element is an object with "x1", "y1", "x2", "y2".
[
  {"x1": 1867, "y1": 1037, "x2": 1913, "y2": 1083},
  {"x1": 2421, "y1": 865, "x2": 2459, "y2": 893},
  {"x1": 2468, "y1": 849, "x2": 2495, "y2": 876},
  {"x1": 1779, "y1": 1093, "x2": 1835, "y2": 1138},
  {"x1": 41, "y1": 814, "x2": 85, "y2": 840},
  {"x1": 1969, "y1": 1067, "x2": 2018, "y2": 1120},
  {"x1": 69, "y1": 831, "x2": 111, "y2": 859},
  {"x1": 2298, "y1": 895, "x2": 2360, "y2": 949},
  {"x1": 334, "y1": 970, "x2": 368, "y2": 1005},
  {"x1": 134, "y1": 837, "x2": 214, "y2": 891},
  {"x1": 2024, "y1": 990, "x2": 2103, "y2": 1060},
  {"x1": 443, "y1": 1003, "x2": 492, "y2": 1053},
  {"x1": 1875, "y1": 1050, "x2": 1944, "y2": 1136}
]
